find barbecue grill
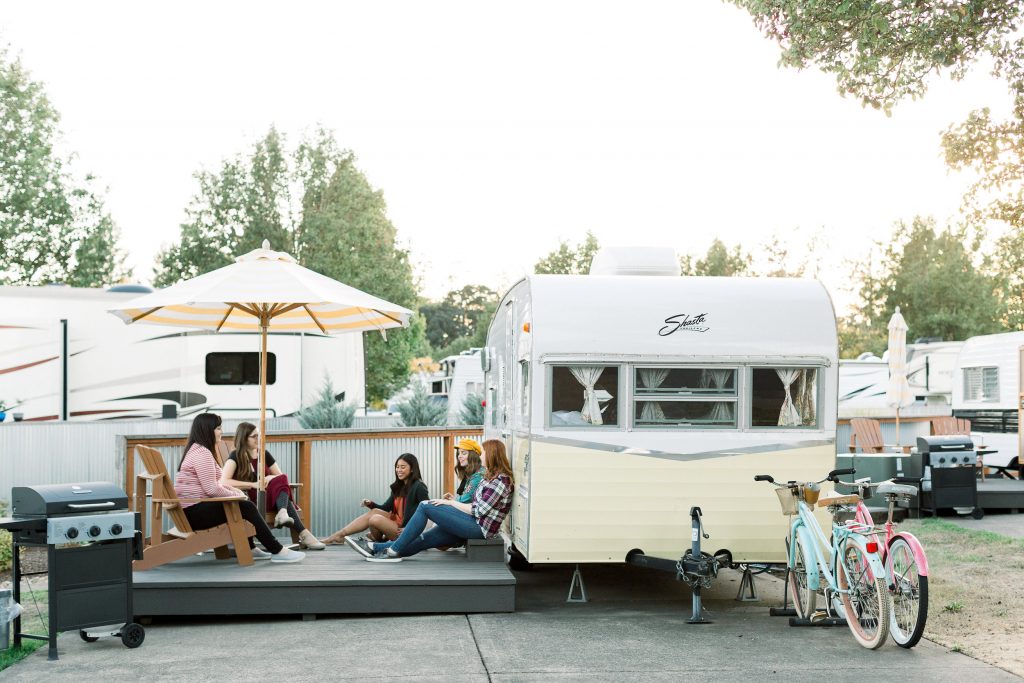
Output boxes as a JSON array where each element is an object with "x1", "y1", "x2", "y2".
[
  {"x1": 0, "y1": 482, "x2": 145, "y2": 660},
  {"x1": 915, "y1": 435, "x2": 983, "y2": 519}
]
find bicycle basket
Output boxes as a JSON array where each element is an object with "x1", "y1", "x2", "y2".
[{"x1": 775, "y1": 486, "x2": 801, "y2": 514}]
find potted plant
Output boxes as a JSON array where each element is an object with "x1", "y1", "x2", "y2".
[{"x1": 0, "y1": 401, "x2": 7, "y2": 422}]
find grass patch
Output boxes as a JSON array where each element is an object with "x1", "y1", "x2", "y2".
[
  {"x1": 944, "y1": 601, "x2": 964, "y2": 613},
  {"x1": 0, "y1": 590, "x2": 48, "y2": 672}
]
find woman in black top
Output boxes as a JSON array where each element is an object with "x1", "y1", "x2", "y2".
[
  {"x1": 321, "y1": 453, "x2": 429, "y2": 545},
  {"x1": 220, "y1": 422, "x2": 325, "y2": 550}
]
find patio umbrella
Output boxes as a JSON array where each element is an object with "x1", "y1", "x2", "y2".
[
  {"x1": 886, "y1": 306, "x2": 915, "y2": 447},
  {"x1": 109, "y1": 240, "x2": 412, "y2": 503}
]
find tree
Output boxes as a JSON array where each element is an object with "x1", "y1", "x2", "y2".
[
  {"x1": 458, "y1": 392, "x2": 484, "y2": 426},
  {"x1": 395, "y1": 382, "x2": 448, "y2": 427},
  {"x1": 156, "y1": 127, "x2": 425, "y2": 401},
  {"x1": 839, "y1": 217, "x2": 1005, "y2": 356},
  {"x1": 0, "y1": 45, "x2": 126, "y2": 286},
  {"x1": 680, "y1": 239, "x2": 751, "y2": 276},
  {"x1": 421, "y1": 284, "x2": 499, "y2": 356},
  {"x1": 534, "y1": 231, "x2": 600, "y2": 275},
  {"x1": 297, "y1": 375, "x2": 356, "y2": 429}
]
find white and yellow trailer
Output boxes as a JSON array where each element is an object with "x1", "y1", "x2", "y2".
[{"x1": 482, "y1": 256, "x2": 837, "y2": 566}]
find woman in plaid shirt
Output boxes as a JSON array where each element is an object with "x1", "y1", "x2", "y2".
[{"x1": 347, "y1": 439, "x2": 514, "y2": 562}]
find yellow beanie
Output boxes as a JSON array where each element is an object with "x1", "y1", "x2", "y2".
[{"x1": 457, "y1": 439, "x2": 481, "y2": 454}]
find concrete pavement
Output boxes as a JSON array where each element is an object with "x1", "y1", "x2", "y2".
[
  {"x1": 5, "y1": 562, "x2": 1019, "y2": 681},
  {"x1": 942, "y1": 509, "x2": 1024, "y2": 539}
]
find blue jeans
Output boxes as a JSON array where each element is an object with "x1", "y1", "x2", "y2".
[{"x1": 376, "y1": 501, "x2": 484, "y2": 557}]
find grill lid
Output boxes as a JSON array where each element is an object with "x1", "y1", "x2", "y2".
[
  {"x1": 916, "y1": 435, "x2": 974, "y2": 454},
  {"x1": 12, "y1": 482, "x2": 128, "y2": 518}
]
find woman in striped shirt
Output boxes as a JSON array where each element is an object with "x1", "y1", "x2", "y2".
[
  {"x1": 175, "y1": 413, "x2": 305, "y2": 564},
  {"x1": 347, "y1": 439, "x2": 514, "y2": 562}
]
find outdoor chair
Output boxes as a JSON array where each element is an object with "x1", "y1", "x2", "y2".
[
  {"x1": 133, "y1": 444, "x2": 256, "y2": 571},
  {"x1": 930, "y1": 416, "x2": 971, "y2": 436},
  {"x1": 848, "y1": 417, "x2": 903, "y2": 453},
  {"x1": 213, "y1": 441, "x2": 302, "y2": 544}
]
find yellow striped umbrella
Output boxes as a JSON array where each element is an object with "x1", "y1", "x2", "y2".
[{"x1": 109, "y1": 241, "x2": 412, "y2": 494}]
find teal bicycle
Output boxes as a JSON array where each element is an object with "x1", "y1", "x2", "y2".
[{"x1": 755, "y1": 468, "x2": 891, "y2": 649}]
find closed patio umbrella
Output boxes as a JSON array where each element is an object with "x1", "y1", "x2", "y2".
[
  {"x1": 109, "y1": 240, "x2": 412, "y2": 502},
  {"x1": 886, "y1": 306, "x2": 914, "y2": 447}
]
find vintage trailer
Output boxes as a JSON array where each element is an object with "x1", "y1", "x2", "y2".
[
  {"x1": 0, "y1": 285, "x2": 363, "y2": 421},
  {"x1": 482, "y1": 249, "x2": 838, "y2": 565}
]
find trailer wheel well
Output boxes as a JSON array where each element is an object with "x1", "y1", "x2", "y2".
[{"x1": 625, "y1": 548, "x2": 645, "y2": 563}]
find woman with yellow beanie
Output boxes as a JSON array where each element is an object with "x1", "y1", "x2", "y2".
[{"x1": 444, "y1": 439, "x2": 483, "y2": 504}]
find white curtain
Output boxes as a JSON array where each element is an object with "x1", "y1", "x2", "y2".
[
  {"x1": 776, "y1": 369, "x2": 802, "y2": 426},
  {"x1": 638, "y1": 368, "x2": 670, "y2": 422},
  {"x1": 797, "y1": 370, "x2": 816, "y2": 426},
  {"x1": 570, "y1": 366, "x2": 605, "y2": 425},
  {"x1": 701, "y1": 369, "x2": 733, "y2": 423}
]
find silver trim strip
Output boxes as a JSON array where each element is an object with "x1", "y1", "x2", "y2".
[{"x1": 529, "y1": 434, "x2": 835, "y2": 461}]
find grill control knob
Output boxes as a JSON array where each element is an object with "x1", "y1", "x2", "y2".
[
  {"x1": 88, "y1": 525, "x2": 101, "y2": 538},
  {"x1": 66, "y1": 527, "x2": 79, "y2": 539},
  {"x1": 110, "y1": 524, "x2": 123, "y2": 536},
  {"x1": 938, "y1": 458, "x2": 946, "y2": 464}
]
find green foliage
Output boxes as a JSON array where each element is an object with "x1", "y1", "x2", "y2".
[
  {"x1": 0, "y1": 589, "x2": 45, "y2": 671},
  {"x1": 680, "y1": 239, "x2": 751, "y2": 276},
  {"x1": 154, "y1": 127, "x2": 424, "y2": 401},
  {"x1": 839, "y1": 217, "x2": 1005, "y2": 356},
  {"x1": 395, "y1": 382, "x2": 448, "y2": 427},
  {"x1": 0, "y1": 45, "x2": 127, "y2": 286},
  {"x1": 534, "y1": 231, "x2": 600, "y2": 275},
  {"x1": 297, "y1": 375, "x2": 356, "y2": 429},
  {"x1": 0, "y1": 530, "x2": 9, "y2": 573},
  {"x1": 422, "y1": 284, "x2": 499, "y2": 357},
  {"x1": 458, "y1": 392, "x2": 484, "y2": 426}
]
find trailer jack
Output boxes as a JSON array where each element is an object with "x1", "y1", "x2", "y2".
[{"x1": 678, "y1": 506, "x2": 719, "y2": 624}]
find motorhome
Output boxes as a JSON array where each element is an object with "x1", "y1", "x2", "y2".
[
  {"x1": 428, "y1": 349, "x2": 485, "y2": 423},
  {"x1": 0, "y1": 285, "x2": 364, "y2": 421},
  {"x1": 952, "y1": 331, "x2": 1024, "y2": 471},
  {"x1": 482, "y1": 247, "x2": 838, "y2": 566},
  {"x1": 838, "y1": 341, "x2": 963, "y2": 419}
]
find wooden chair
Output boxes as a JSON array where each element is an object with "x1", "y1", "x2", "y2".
[
  {"x1": 133, "y1": 444, "x2": 256, "y2": 571},
  {"x1": 848, "y1": 417, "x2": 903, "y2": 453},
  {"x1": 930, "y1": 416, "x2": 971, "y2": 436},
  {"x1": 214, "y1": 441, "x2": 301, "y2": 544}
]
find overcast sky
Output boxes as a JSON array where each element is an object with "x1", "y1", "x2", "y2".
[{"x1": 0, "y1": 1, "x2": 1010, "y2": 310}]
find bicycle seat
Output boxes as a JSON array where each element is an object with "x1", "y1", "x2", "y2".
[
  {"x1": 818, "y1": 490, "x2": 861, "y2": 507},
  {"x1": 877, "y1": 480, "x2": 918, "y2": 497}
]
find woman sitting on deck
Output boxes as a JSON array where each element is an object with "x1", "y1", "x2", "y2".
[
  {"x1": 175, "y1": 413, "x2": 305, "y2": 564},
  {"x1": 320, "y1": 453, "x2": 429, "y2": 545},
  {"x1": 346, "y1": 439, "x2": 514, "y2": 562},
  {"x1": 220, "y1": 422, "x2": 325, "y2": 550},
  {"x1": 443, "y1": 439, "x2": 484, "y2": 504}
]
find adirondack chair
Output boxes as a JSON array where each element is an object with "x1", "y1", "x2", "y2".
[
  {"x1": 930, "y1": 416, "x2": 971, "y2": 436},
  {"x1": 848, "y1": 417, "x2": 903, "y2": 453},
  {"x1": 133, "y1": 444, "x2": 256, "y2": 570},
  {"x1": 214, "y1": 441, "x2": 302, "y2": 544}
]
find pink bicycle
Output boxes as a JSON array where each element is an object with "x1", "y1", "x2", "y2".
[{"x1": 840, "y1": 476, "x2": 929, "y2": 648}]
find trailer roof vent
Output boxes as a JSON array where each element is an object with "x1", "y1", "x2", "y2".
[{"x1": 588, "y1": 247, "x2": 680, "y2": 276}]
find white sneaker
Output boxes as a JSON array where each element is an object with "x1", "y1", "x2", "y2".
[
  {"x1": 271, "y1": 547, "x2": 305, "y2": 563},
  {"x1": 274, "y1": 508, "x2": 293, "y2": 528},
  {"x1": 299, "y1": 529, "x2": 326, "y2": 550},
  {"x1": 250, "y1": 547, "x2": 272, "y2": 560}
]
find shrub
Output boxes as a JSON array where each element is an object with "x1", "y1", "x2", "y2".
[
  {"x1": 396, "y1": 383, "x2": 448, "y2": 427},
  {"x1": 458, "y1": 392, "x2": 484, "y2": 426},
  {"x1": 297, "y1": 376, "x2": 356, "y2": 429},
  {"x1": 0, "y1": 501, "x2": 10, "y2": 573}
]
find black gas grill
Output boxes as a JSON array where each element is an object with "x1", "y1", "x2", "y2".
[
  {"x1": 915, "y1": 436, "x2": 982, "y2": 518},
  {"x1": 0, "y1": 482, "x2": 145, "y2": 660}
]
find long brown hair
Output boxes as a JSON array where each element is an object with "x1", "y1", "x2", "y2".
[
  {"x1": 482, "y1": 439, "x2": 514, "y2": 482},
  {"x1": 232, "y1": 422, "x2": 257, "y2": 481},
  {"x1": 389, "y1": 453, "x2": 423, "y2": 497},
  {"x1": 178, "y1": 413, "x2": 221, "y2": 471},
  {"x1": 455, "y1": 450, "x2": 482, "y2": 481}
]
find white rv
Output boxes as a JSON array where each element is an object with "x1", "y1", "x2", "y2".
[
  {"x1": 838, "y1": 341, "x2": 963, "y2": 418},
  {"x1": 482, "y1": 248, "x2": 838, "y2": 566},
  {"x1": 952, "y1": 331, "x2": 1024, "y2": 471},
  {"x1": 0, "y1": 285, "x2": 364, "y2": 421},
  {"x1": 429, "y1": 349, "x2": 485, "y2": 423}
]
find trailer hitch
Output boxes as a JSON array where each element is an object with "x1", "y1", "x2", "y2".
[{"x1": 678, "y1": 506, "x2": 718, "y2": 623}]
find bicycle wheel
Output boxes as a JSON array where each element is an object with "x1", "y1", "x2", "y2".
[
  {"x1": 887, "y1": 536, "x2": 928, "y2": 648},
  {"x1": 838, "y1": 542, "x2": 890, "y2": 649},
  {"x1": 788, "y1": 529, "x2": 817, "y2": 618}
]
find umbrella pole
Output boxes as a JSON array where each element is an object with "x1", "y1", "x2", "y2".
[
  {"x1": 895, "y1": 407, "x2": 901, "y2": 449},
  {"x1": 257, "y1": 310, "x2": 269, "y2": 515}
]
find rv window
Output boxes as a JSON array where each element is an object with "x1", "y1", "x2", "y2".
[
  {"x1": 549, "y1": 365, "x2": 619, "y2": 427},
  {"x1": 205, "y1": 352, "x2": 277, "y2": 385},
  {"x1": 519, "y1": 361, "x2": 529, "y2": 419},
  {"x1": 633, "y1": 367, "x2": 737, "y2": 427},
  {"x1": 750, "y1": 367, "x2": 818, "y2": 428},
  {"x1": 963, "y1": 367, "x2": 998, "y2": 402}
]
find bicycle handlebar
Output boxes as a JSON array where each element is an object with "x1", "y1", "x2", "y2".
[{"x1": 753, "y1": 474, "x2": 774, "y2": 483}]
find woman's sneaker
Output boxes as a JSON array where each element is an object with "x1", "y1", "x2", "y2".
[
  {"x1": 250, "y1": 547, "x2": 273, "y2": 560},
  {"x1": 274, "y1": 508, "x2": 293, "y2": 528},
  {"x1": 271, "y1": 547, "x2": 305, "y2": 563},
  {"x1": 344, "y1": 535, "x2": 374, "y2": 558},
  {"x1": 366, "y1": 547, "x2": 402, "y2": 563}
]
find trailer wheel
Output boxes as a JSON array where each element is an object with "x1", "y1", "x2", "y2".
[{"x1": 508, "y1": 545, "x2": 532, "y2": 571}]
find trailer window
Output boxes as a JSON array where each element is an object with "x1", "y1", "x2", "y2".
[
  {"x1": 750, "y1": 367, "x2": 817, "y2": 428},
  {"x1": 633, "y1": 367, "x2": 736, "y2": 427},
  {"x1": 963, "y1": 367, "x2": 998, "y2": 402},
  {"x1": 549, "y1": 365, "x2": 619, "y2": 427},
  {"x1": 205, "y1": 352, "x2": 277, "y2": 385}
]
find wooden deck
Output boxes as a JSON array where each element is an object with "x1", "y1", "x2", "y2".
[
  {"x1": 132, "y1": 545, "x2": 515, "y2": 617},
  {"x1": 918, "y1": 477, "x2": 1024, "y2": 516}
]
